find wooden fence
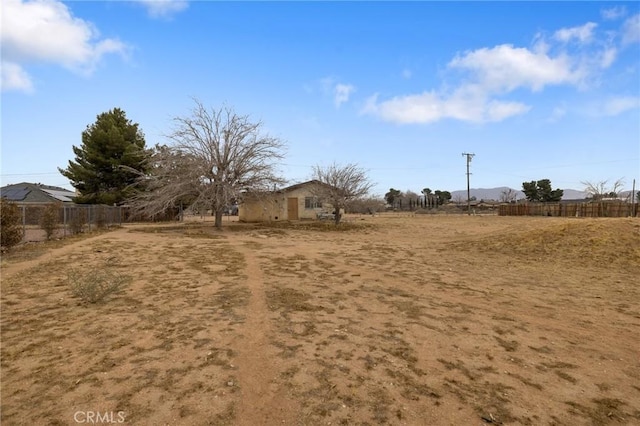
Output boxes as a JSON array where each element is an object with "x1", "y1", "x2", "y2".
[{"x1": 498, "y1": 202, "x2": 637, "y2": 218}]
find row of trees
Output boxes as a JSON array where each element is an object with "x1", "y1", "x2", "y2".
[
  {"x1": 58, "y1": 100, "x2": 372, "y2": 227},
  {"x1": 382, "y1": 178, "x2": 637, "y2": 207},
  {"x1": 384, "y1": 188, "x2": 452, "y2": 210}
]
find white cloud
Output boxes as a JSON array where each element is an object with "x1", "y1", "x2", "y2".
[
  {"x1": 601, "y1": 6, "x2": 627, "y2": 21},
  {"x1": 599, "y1": 47, "x2": 617, "y2": 68},
  {"x1": 600, "y1": 47, "x2": 618, "y2": 68},
  {"x1": 363, "y1": 19, "x2": 634, "y2": 125},
  {"x1": 448, "y1": 44, "x2": 585, "y2": 92},
  {"x1": 334, "y1": 83, "x2": 355, "y2": 107},
  {"x1": 485, "y1": 99, "x2": 531, "y2": 122},
  {"x1": 1, "y1": 0, "x2": 128, "y2": 92},
  {"x1": 364, "y1": 38, "x2": 598, "y2": 124},
  {"x1": 317, "y1": 77, "x2": 355, "y2": 108},
  {"x1": 135, "y1": 0, "x2": 189, "y2": 19},
  {"x1": 602, "y1": 96, "x2": 640, "y2": 116},
  {"x1": 362, "y1": 42, "x2": 580, "y2": 124},
  {"x1": 1, "y1": 61, "x2": 34, "y2": 93},
  {"x1": 554, "y1": 22, "x2": 598, "y2": 44},
  {"x1": 361, "y1": 88, "x2": 530, "y2": 124},
  {"x1": 622, "y1": 14, "x2": 640, "y2": 45},
  {"x1": 362, "y1": 92, "x2": 442, "y2": 124}
]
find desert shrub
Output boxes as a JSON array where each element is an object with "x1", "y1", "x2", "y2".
[
  {"x1": 346, "y1": 197, "x2": 386, "y2": 214},
  {"x1": 68, "y1": 264, "x2": 129, "y2": 303},
  {"x1": 1, "y1": 199, "x2": 23, "y2": 250},
  {"x1": 40, "y1": 202, "x2": 61, "y2": 240},
  {"x1": 69, "y1": 208, "x2": 87, "y2": 234}
]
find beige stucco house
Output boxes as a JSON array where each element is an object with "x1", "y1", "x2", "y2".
[{"x1": 239, "y1": 180, "x2": 335, "y2": 222}]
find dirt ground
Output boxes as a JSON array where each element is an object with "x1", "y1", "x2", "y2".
[{"x1": 1, "y1": 214, "x2": 639, "y2": 425}]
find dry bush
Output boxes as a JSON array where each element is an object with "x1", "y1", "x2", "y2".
[
  {"x1": 1, "y1": 199, "x2": 23, "y2": 250},
  {"x1": 68, "y1": 262, "x2": 129, "y2": 303},
  {"x1": 40, "y1": 203, "x2": 61, "y2": 240}
]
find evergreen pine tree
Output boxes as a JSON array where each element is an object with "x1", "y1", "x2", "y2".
[{"x1": 59, "y1": 108, "x2": 149, "y2": 205}]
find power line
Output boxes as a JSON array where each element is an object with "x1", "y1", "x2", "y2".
[{"x1": 0, "y1": 172, "x2": 61, "y2": 176}]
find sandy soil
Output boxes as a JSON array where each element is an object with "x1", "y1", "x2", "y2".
[{"x1": 1, "y1": 214, "x2": 639, "y2": 425}]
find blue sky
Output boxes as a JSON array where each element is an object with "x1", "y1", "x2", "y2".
[{"x1": 2, "y1": 1, "x2": 639, "y2": 197}]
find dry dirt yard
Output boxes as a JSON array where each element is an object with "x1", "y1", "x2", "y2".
[{"x1": 1, "y1": 214, "x2": 639, "y2": 426}]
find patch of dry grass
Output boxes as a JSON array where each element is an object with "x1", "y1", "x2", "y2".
[
  {"x1": 255, "y1": 220, "x2": 376, "y2": 233},
  {"x1": 461, "y1": 218, "x2": 640, "y2": 270}
]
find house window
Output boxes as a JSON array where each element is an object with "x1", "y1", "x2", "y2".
[{"x1": 304, "y1": 197, "x2": 322, "y2": 209}]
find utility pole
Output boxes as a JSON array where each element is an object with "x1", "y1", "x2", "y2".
[
  {"x1": 633, "y1": 178, "x2": 637, "y2": 217},
  {"x1": 462, "y1": 153, "x2": 475, "y2": 216}
]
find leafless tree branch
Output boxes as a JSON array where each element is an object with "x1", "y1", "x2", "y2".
[
  {"x1": 129, "y1": 100, "x2": 286, "y2": 228},
  {"x1": 582, "y1": 178, "x2": 625, "y2": 200},
  {"x1": 310, "y1": 163, "x2": 374, "y2": 224}
]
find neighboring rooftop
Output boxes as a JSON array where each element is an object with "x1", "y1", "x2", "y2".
[{"x1": 0, "y1": 182, "x2": 76, "y2": 203}]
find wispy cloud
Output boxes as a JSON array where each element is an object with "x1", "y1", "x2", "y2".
[
  {"x1": 1, "y1": 0, "x2": 128, "y2": 93},
  {"x1": 622, "y1": 14, "x2": 640, "y2": 45},
  {"x1": 134, "y1": 0, "x2": 189, "y2": 19},
  {"x1": 318, "y1": 77, "x2": 355, "y2": 108},
  {"x1": 1, "y1": 61, "x2": 34, "y2": 93},
  {"x1": 602, "y1": 96, "x2": 640, "y2": 116},
  {"x1": 548, "y1": 104, "x2": 567, "y2": 122},
  {"x1": 334, "y1": 83, "x2": 355, "y2": 107},
  {"x1": 601, "y1": 6, "x2": 627, "y2": 21},
  {"x1": 554, "y1": 22, "x2": 598, "y2": 44},
  {"x1": 402, "y1": 68, "x2": 412, "y2": 79},
  {"x1": 599, "y1": 47, "x2": 617, "y2": 68}
]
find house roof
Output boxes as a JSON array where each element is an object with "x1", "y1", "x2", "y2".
[
  {"x1": 240, "y1": 180, "x2": 338, "y2": 200},
  {"x1": 280, "y1": 179, "x2": 327, "y2": 192},
  {"x1": 0, "y1": 182, "x2": 76, "y2": 203}
]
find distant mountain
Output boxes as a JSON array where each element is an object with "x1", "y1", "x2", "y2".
[
  {"x1": 561, "y1": 189, "x2": 589, "y2": 200},
  {"x1": 449, "y1": 187, "x2": 588, "y2": 202}
]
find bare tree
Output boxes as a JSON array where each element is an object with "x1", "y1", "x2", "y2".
[
  {"x1": 310, "y1": 163, "x2": 374, "y2": 224},
  {"x1": 130, "y1": 100, "x2": 286, "y2": 228},
  {"x1": 499, "y1": 188, "x2": 518, "y2": 203},
  {"x1": 453, "y1": 194, "x2": 465, "y2": 206},
  {"x1": 582, "y1": 178, "x2": 625, "y2": 200}
]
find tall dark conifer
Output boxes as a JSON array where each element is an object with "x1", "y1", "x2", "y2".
[
  {"x1": 522, "y1": 179, "x2": 564, "y2": 202},
  {"x1": 59, "y1": 108, "x2": 149, "y2": 205}
]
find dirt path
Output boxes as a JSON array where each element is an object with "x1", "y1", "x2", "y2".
[{"x1": 231, "y1": 238, "x2": 300, "y2": 425}]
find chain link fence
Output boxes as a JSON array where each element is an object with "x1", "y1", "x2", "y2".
[{"x1": 12, "y1": 203, "x2": 178, "y2": 243}]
